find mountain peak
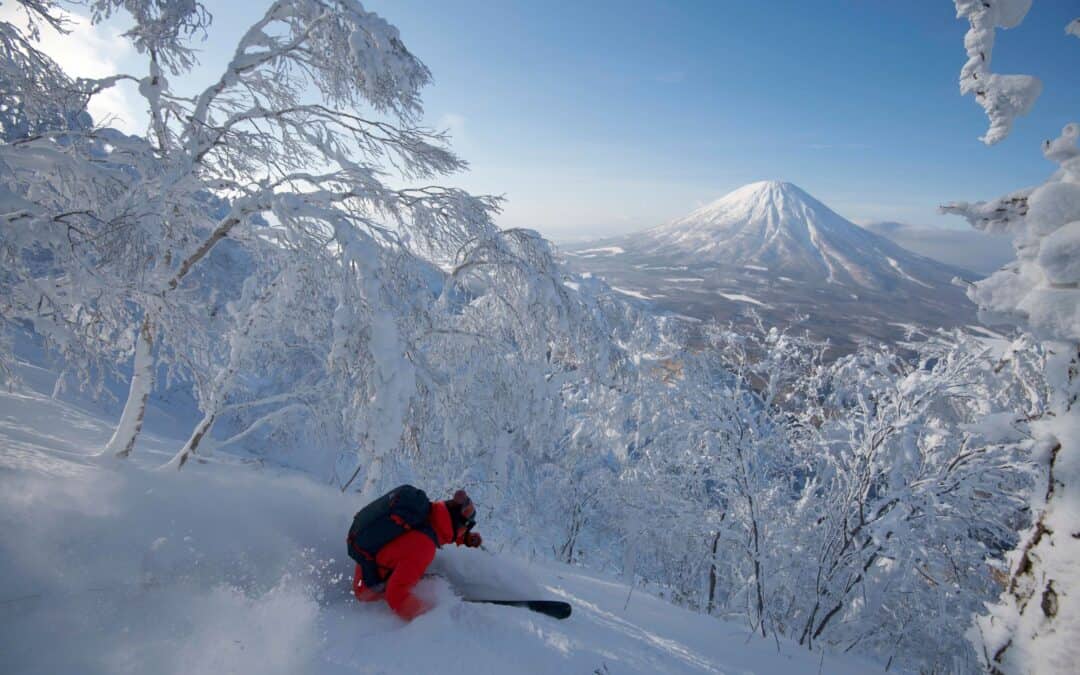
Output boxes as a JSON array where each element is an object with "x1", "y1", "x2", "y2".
[
  {"x1": 565, "y1": 183, "x2": 978, "y2": 349},
  {"x1": 653, "y1": 180, "x2": 833, "y2": 241},
  {"x1": 737, "y1": 179, "x2": 799, "y2": 192},
  {"x1": 632, "y1": 181, "x2": 956, "y2": 291},
  {"x1": 703, "y1": 180, "x2": 817, "y2": 212}
]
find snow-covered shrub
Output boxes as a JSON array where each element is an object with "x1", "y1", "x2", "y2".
[{"x1": 787, "y1": 333, "x2": 1043, "y2": 670}]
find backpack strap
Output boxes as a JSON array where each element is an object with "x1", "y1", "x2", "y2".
[{"x1": 389, "y1": 512, "x2": 440, "y2": 548}]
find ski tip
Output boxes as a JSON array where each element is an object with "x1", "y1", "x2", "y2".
[
  {"x1": 464, "y1": 599, "x2": 572, "y2": 619},
  {"x1": 537, "y1": 601, "x2": 572, "y2": 620}
]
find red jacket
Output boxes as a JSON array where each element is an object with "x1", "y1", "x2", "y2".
[{"x1": 352, "y1": 500, "x2": 463, "y2": 620}]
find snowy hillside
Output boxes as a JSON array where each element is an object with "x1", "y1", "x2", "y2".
[
  {"x1": 0, "y1": 369, "x2": 879, "y2": 675},
  {"x1": 3, "y1": 1, "x2": 1076, "y2": 673},
  {"x1": 564, "y1": 181, "x2": 979, "y2": 351}
]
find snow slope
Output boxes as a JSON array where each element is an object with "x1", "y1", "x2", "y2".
[{"x1": 0, "y1": 369, "x2": 881, "y2": 675}]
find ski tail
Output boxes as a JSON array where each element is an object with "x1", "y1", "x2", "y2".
[{"x1": 463, "y1": 599, "x2": 572, "y2": 619}]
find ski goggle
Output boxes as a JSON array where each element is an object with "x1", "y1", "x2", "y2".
[{"x1": 459, "y1": 499, "x2": 476, "y2": 530}]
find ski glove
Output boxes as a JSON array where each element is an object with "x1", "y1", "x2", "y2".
[{"x1": 464, "y1": 532, "x2": 482, "y2": 548}]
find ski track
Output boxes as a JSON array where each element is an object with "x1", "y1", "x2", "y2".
[{"x1": 543, "y1": 584, "x2": 725, "y2": 674}]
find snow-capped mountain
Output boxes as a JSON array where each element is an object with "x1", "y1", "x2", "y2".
[
  {"x1": 564, "y1": 181, "x2": 982, "y2": 352},
  {"x1": 639, "y1": 181, "x2": 967, "y2": 290}
]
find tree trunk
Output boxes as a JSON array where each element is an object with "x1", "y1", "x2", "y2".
[
  {"x1": 163, "y1": 410, "x2": 216, "y2": 470},
  {"x1": 358, "y1": 452, "x2": 384, "y2": 499},
  {"x1": 707, "y1": 530, "x2": 721, "y2": 615},
  {"x1": 102, "y1": 318, "x2": 154, "y2": 458}
]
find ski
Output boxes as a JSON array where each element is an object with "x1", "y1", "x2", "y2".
[{"x1": 464, "y1": 599, "x2": 572, "y2": 619}]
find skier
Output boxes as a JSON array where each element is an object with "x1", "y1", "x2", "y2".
[{"x1": 350, "y1": 488, "x2": 482, "y2": 620}]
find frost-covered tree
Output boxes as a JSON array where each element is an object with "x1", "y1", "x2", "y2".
[
  {"x1": 2, "y1": 0, "x2": 499, "y2": 459},
  {"x1": 686, "y1": 322, "x2": 823, "y2": 638},
  {"x1": 161, "y1": 240, "x2": 329, "y2": 471},
  {"x1": 954, "y1": 0, "x2": 1042, "y2": 145},
  {"x1": 787, "y1": 333, "x2": 1042, "y2": 670},
  {"x1": 391, "y1": 230, "x2": 643, "y2": 536},
  {"x1": 0, "y1": 1, "x2": 90, "y2": 141},
  {"x1": 585, "y1": 313, "x2": 1045, "y2": 672},
  {"x1": 942, "y1": 6, "x2": 1080, "y2": 672},
  {"x1": 0, "y1": 121, "x2": 159, "y2": 398}
]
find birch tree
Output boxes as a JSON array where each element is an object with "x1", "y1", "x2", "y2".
[{"x1": 3, "y1": 0, "x2": 498, "y2": 458}]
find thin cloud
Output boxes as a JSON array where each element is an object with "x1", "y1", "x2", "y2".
[{"x1": 861, "y1": 221, "x2": 1014, "y2": 276}]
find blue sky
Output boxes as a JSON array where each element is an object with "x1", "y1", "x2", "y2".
[{"x1": 31, "y1": 0, "x2": 1080, "y2": 241}]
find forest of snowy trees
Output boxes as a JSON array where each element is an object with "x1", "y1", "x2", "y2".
[{"x1": 1, "y1": 1, "x2": 1076, "y2": 673}]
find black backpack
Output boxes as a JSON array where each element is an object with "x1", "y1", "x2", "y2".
[{"x1": 347, "y1": 484, "x2": 438, "y2": 589}]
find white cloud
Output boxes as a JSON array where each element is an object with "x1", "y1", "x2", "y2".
[
  {"x1": 1, "y1": 6, "x2": 144, "y2": 133},
  {"x1": 861, "y1": 221, "x2": 1015, "y2": 276}
]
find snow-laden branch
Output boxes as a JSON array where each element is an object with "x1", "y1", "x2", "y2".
[{"x1": 953, "y1": 0, "x2": 1042, "y2": 145}]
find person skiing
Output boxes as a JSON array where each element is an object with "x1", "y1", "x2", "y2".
[{"x1": 351, "y1": 488, "x2": 482, "y2": 620}]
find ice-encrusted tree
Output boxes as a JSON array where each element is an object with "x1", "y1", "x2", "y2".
[
  {"x1": 0, "y1": 2, "x2": 137, "y2": 387},
  {"x1": 0, "y1": 0, "x2": 89, "y2": 141},
  {"x1": 0, "y1": 123, "x2": 162, "y2": 400},
  {"x1": 379, "y1": 229, "x2": 640, "y2": 525},
  {"x1": 786, "y1": 333, "x2": 1043, "y2": 670},
  {"x1": 2, "y1": 0, "x2": 498, "y2": 460},
  {"x1": 685, "y1": 322, "x2": 823, "y2": 638},
  {"x1": 942, "y1": 5, "x2": 1080, "y2": 672},
  {"x1": 953, "y1": 0, "x2": 1043, "y2": 145},
  {"x1": 161, "y1": 240, "x2": 327, "y2": 471}
]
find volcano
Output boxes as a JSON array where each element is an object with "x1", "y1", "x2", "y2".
[{"x1": 564, "y1": 181, "x2": 982, "y2": 352}]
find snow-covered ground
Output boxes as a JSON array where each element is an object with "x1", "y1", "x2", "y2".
[
  {"x1": 0, "y1": 369, "x2": 881, "y2": 675},
  {"x1": 609, "y1": 285, "x2": 655, "y2": 300},
  {"x1": 715, "y1": 291, "x2": 770, "y2": 308}
]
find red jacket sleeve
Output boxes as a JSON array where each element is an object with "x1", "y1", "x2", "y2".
[{"x1": 383, "y1": 534, "x2": 436, "y2": 620}]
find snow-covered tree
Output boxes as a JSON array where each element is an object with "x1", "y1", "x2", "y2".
[
  {"x1": 942, "y1": 7, "x2": 1080, "y2": 672},
  {"x1": 0, "y1": 120, "x2": 159, "y2": 399},
  {"x1": 589, "y1": 316, "x2": 1046, "y2": 672},
  {"x1": 2, "y1": 0, "x2": 499, "y2": 460},
  {"x1": 394, "y1": 230, "x2": 644, "y2": 539},
  {"x1": 788, "y1": 333, "x2": 1042, "y2": 670},
  {"x1": 161, "y1": 240, "x2": 328, "y2": 471},
  {"x1": 0, "y1": 1, "x2": 90, "y2": 141},
  {"x1": 954, "y1": 0, "x2": 1042, "y2": 145}
]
